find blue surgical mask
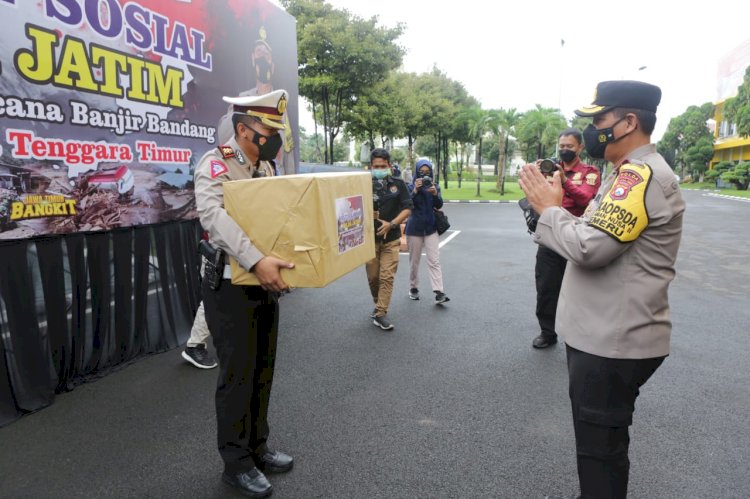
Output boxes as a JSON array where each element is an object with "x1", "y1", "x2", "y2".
[{"x1": 371, "y1": 168, "x2": 390, "y2": 179}]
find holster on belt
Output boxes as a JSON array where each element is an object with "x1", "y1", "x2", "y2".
[{"x1": 198, "y1": 240, "x2": 225, "y2": 290}]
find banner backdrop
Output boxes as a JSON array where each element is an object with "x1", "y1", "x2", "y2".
[{"x1": 0, "y1": 0, "x2": 299, "y2": 240}]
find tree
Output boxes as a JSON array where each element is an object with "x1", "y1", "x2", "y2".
[
  {"x1": 515, "y1": 105, "x2": 567, "y2": 162},
  {"x1": 284, "y1": 0, "x2": 404, "y2": 163},
  {"x1": 462, "y1": 106, "x2": 493, "y2": 197},
  {"x1": 705, "y1": 160, "x2": 733, "y2": 185},
  {"x1": 390, "y1": 148, "x2": 406, "y2": 165},
  {"x1": 298, "y1": 128, "x2": 324, "y2": 163},
  {"x1": 720, "y1": 161, "x2": 750, "y2": 190},
  {"x1": 483, "y1": 140, "x2": 499, "y2": 165},
  {"x1": 414, "y1": 67, "x2": 477, "y2": 187},
  {"x1": 658, "y1": 103, "x2": 714, "y2": 179},
  {"x1": 723, "y1": 65, "x2": 750, "y2": 138},
  {"x1": 487, "y1": 108, "x2": 521, "y2": 195},
  {"x1": 684, "y1": 136, "x2": 715, "y2": 178},
  {"x1": 344, "y1": 73, "x2": 405, "y2": 150},
  {"x1": 332, "y1": 136, "x2": 350, "y2": 163}
]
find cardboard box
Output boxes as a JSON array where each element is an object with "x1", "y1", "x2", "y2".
[{"x1": 223, "y1": 172, "x2": 375, "y2": 287}]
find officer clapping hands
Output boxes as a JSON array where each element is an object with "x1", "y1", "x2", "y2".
[{"x1": 519, "y1": 164, "x2": 564, "y2": 215}]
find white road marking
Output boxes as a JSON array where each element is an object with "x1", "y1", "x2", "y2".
[
  {"x1": 703, "y1": 193, "x2": 750, "y2": 203},
  {"x1": 399, "y1": 229, "x2": 461, "y2": 256}
]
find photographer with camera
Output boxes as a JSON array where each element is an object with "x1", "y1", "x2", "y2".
[
  {"x1": 366, "y1": 148, "x2": 412, "y2": 330},
  {"x1": 530, "y1": 128, "x2": 600, "y2": 349},
  {"x1": 405, "y1": 159, "x2": 450, "y2": 305}
]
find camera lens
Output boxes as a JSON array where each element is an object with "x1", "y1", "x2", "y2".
[{"x1": 539, "y1": 159, "x2": 557, "y2": 175}]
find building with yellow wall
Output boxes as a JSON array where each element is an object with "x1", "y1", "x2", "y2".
[{"x1": 710, "y1": 39, "x2": 750, "y2": 169}]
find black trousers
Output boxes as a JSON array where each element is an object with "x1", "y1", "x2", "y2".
[
  {"x1": 566, "y1": 345, "x2": 665, "y2": 499},
  {"x1": 535, "y1": 245, "x2": 567, "y2": 338},
  {"x1": 202, "y1": 278, "x2": 279, "y2": 474}
]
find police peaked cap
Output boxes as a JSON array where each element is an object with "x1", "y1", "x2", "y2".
[
  {"x1": 223, "y1": 89, "x2": 288, "y2": 129},
  {"x1": 575, "y1": 80, "x2": 662, "y2": 117}
]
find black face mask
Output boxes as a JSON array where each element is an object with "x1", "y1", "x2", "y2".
[
  {"x1": 558, "y1": 149, "x2": 577, "y2": 163},
  {"x1": 253, "y1": 130, "x2": 283, "y2": 162},
  {"x1": 582, "y1": 117, "x2": 627, "y2": 159},
  {"x1": 255, "y1": 58, "x2": 273, "y2": 83}
]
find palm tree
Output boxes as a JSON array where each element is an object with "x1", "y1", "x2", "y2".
[
  {"x1": 516, "y1": 105, "x2": 567, "y2": 162},
  {"x1": 488, "y1": 108, "x2": 522, "y2": 195},
  {"x1": 463, "y1": 106, "x2": 493, "y2": 197}
]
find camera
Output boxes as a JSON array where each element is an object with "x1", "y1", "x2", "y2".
[
  {"x1": 420, "y1": 175, "x2": 433, "y2": 188},
  {"x1": 538, "y1": 158, "x2": 559, "y2": 176}
]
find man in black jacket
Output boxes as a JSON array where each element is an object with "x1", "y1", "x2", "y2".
[{"x1": 366, "y1": 148, "x2": 412, "y2": 330}]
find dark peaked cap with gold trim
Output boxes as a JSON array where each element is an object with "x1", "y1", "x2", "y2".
[
  {"x1": 223, "y1": 89, "x2": 288, "y2": 130},
  {"x1": 575, "y1": 80, "x2": 661, "y2": 117}
]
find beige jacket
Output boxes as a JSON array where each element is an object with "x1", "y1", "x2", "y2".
[
  {"x1": 534, "y1": 144, "x2": 685, "y2": 359},
  {"x1": 194, "y1": 136, "x2": 275, "y2": 272}
]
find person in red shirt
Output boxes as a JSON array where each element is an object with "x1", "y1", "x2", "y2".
[{"x1": 532, "y1": 128, "x2": 601, "y2": 348}]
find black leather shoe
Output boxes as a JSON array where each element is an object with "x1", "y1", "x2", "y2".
[
  {"x1": 222, "y1": 468, "x2": 273, "y2": 498},
  {"x1": 532, "y1": 334, "x2": 558, "y2": 349},
  {"x1": 258, "y1": 450, "x2": 294, "y2": 473}
]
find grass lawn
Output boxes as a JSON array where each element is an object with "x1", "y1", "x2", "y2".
[
  {"x1": 679, "y1": 182, "x2": 750, "y2": 198},
  {"x1": 437, "y1": 180, "x2": 750, "y2": 201},
  {"x1": 439, "y1": 180, "x2": 525, "y2": 201}
]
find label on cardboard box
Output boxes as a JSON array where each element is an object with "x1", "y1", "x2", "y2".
[{"x1": 336, "y1": 195, "x2": 366, "y2": 254}]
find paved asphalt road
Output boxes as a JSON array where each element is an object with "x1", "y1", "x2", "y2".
[{"x1": 1, "y1": 190, "x2": 748, "y2": 499}]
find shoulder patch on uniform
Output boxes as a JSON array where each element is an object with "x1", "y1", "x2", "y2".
[
  {"x1": 210, "y1": 160, "x2": 229, "y2": 178},
  {"x1": 588, "y1": 162, "x2": 651, "y2": 243},
  {"x1": 585, "y1": 172, "x2": 599, "y2": 186},
  {"x1": 218, "y1": 145, "x2": 235, "y2": 159}
]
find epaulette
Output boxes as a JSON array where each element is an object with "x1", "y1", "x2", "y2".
[
  {"x1": 621, "y1": 158, "x2": 647, "y2": 169},
  {"x1": 218, "y1": 145, "x2": 235, "y2": 159}
]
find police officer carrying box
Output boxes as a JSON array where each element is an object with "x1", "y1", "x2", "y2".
[
  {"x1": 519, "y1": 81, "x2": 685, "y2": 498},
  {"x1": 194, "y1": 89, "x2": 295, "y2": 498}
]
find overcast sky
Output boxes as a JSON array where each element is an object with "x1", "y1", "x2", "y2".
[{"x1": 292, "y1": 0, "x2": 750, "y2": 141}]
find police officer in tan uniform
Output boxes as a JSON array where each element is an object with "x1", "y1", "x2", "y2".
[
  {"x1": 519, "y1": 81, "x2": 685, "y2": 499},
  {"x1": 194, "y1": 89, "x2": 295, "y2": 498}
]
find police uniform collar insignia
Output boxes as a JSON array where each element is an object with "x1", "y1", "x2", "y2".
[
  {"x1": 235, "y1": 148, "x2": 246, "y2": 165},
  {"x1": 219, "y1": 145, "x2": 235, "y2": 159}
]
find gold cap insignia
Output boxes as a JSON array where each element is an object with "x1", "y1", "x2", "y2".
[{"x1": 277, "y1": 94, "x2": 287, "y2": 114}]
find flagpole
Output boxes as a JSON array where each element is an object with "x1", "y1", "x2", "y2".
[{"x1": 558, "y1": 38, "x2": 564, "y2": 116}]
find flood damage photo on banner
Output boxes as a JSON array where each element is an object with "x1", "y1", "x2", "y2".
[{"x1": 0, "y1": 0, "x2": 299, "y2": 240}]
